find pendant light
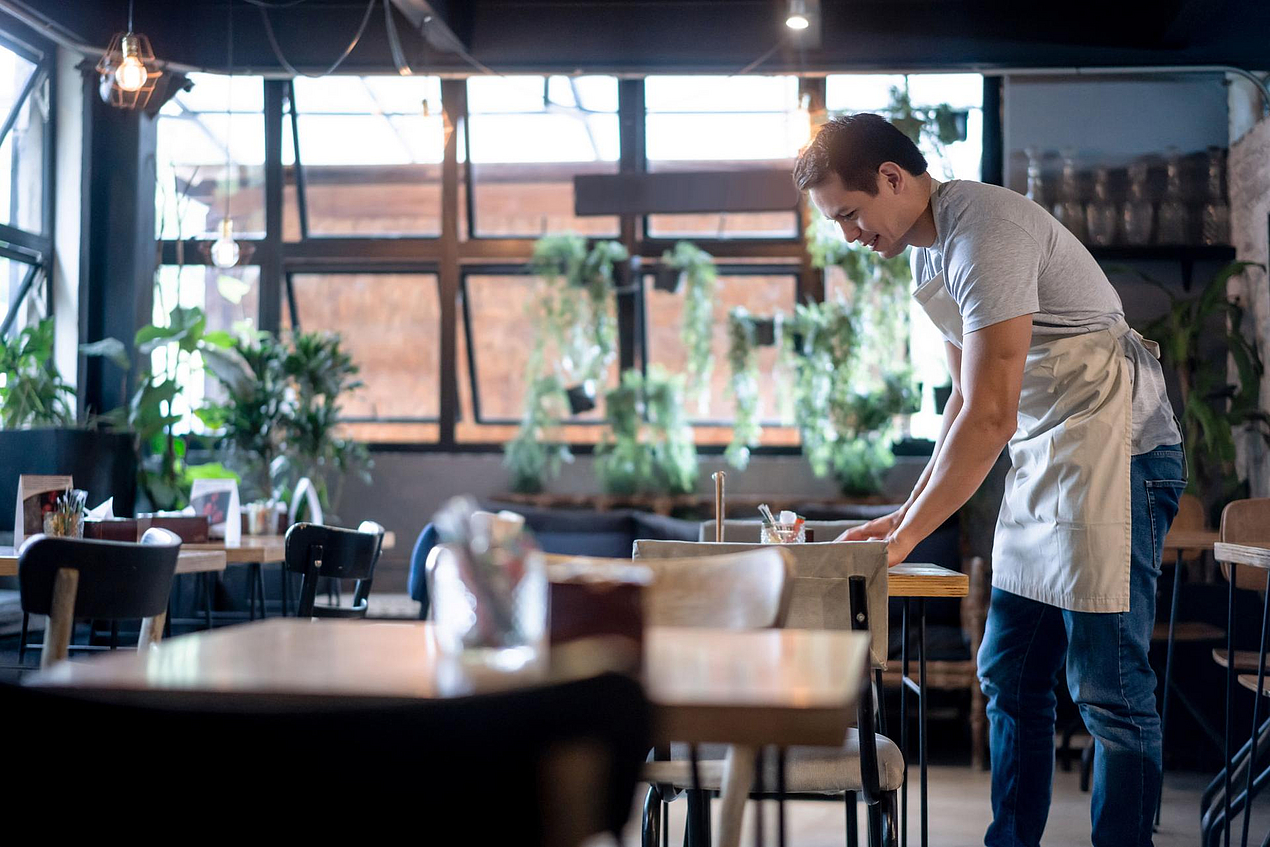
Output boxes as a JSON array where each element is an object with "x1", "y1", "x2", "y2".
[
  {"x1": 785, "y1": 0, "x2": 810, "y2": 29},
  {"x1": 96, "y1": 0, "x2": 163, "y2": 109},
  {"x1": 209, "y1": 1, "x2": 241, "y2": 269}
]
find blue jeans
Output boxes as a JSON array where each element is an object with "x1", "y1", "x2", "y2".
[{"x1": 978, "y1": 443, "x2": 1187, "y2": 847}]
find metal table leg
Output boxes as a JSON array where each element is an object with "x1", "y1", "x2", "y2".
[
  {"x1": 901, "y1": 598, "x2": 909, "y2": 847},
  {"x1": 920, "y1": 598, "x2": 928, "y2": 847},
  {"x1": 1226, "y1": 566, "x2": 1237, "y2": 847},
  {"x1": 1159, "y1": 548, "x2": 1185, "y2": 825},
  {"x1": 203, "y1": 572, "x2": 213, "y2": 630}
]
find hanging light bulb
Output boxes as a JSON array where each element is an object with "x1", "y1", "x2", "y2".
[
  {"x1": 786, "y1": 0, "x2": 810, "y2": 29},
  {"x1": 210, "y1": 219, "x2": 241, "y2": 269},
  {"x1": 96, "y1": 0, "x2": 162, "y2": 109}
]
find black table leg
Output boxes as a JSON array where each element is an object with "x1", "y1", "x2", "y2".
[
  {"x1": 1226, "y1": 566, "x2": 1237, "y2": 847},
  {"x1": 1240, "y1": 574, "x2": 1270, "y2": 847},
  {"x1": 920, "y1": 598, "x2": 928, "y2": 847},
  {"x1": 204, "y1": 572, "x2": 214, "y2": 630},
  {"x1": 901, "y1": 598, "x2": 910, "y2": 847}
]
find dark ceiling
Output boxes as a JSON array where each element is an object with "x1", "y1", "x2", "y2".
[{"x1": 16, "y1": 0, "x2": 1270, "y2": 76}]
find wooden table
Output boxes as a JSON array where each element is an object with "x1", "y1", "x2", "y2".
[
  {"x1": 185, "y1": 534, "x2": 286, "y2": 564},
  {"x1": 0, "y1": 546, "x2": 226, "y2": 578},
  {"x1": 890, "y1": 563, "x2": 969, "y2": 847},
  {"x1": 30, "y1": 618, "x2": 869, "y2": 847}
]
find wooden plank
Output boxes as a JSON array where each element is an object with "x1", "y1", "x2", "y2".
[
  {"x1": 574, "y1": 169, "x2": 798, "y2": 216},
  {"x1": 0, "y1": 547, "x2": 226, "y2": 578},
  {"x1": 888, "y1": 562, "x2": 969, "y2": 598},
  {"x1": 1238, "y1": 673, "x2": 1270, "y2": 697},
  {"x1": 1162, "y1": 529, "x2": 1220, "y2": 552},
  {"x1": 1214, "y1": 542, "x2": 1270, "y2": 571},
  {"x1": 30, "y1": 619, "x2": 867, "y2": 749},
  {"x1": 186, "y1": 535, "x2": 286, "y2": 564},
  {"x1": 42, "y1": 568, "x2": 78, "y2": 669}
]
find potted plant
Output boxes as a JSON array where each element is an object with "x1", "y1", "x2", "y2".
[
  {"x1": 661, "y1": 241, "x2": 718, "y2": 414},
  {"x1": 1138, "y1": 260, "x2": 1270, "y2": 513},
  {"x1": 724, "y1": 307, "x2": 763, "y2": 470},
  {"x1": 0, "y1": 317, "x2": 137, "y2": 530},
  {"x1": 505, "y1": 373, "x2": 573, "y2": 494},
  {"x1": 594, "y1": 366, "x2": 698, "y2": 496}
]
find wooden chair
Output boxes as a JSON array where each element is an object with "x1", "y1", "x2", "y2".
[
  {"x1": 17, "y1": 528, "x2": 182, "y2": 668},
  {"x1": 283, "y1": 521, "x2": 385, "y2": 618},
  {"x1": 633, "y1": 538, "x2": 901, "y2": 847}
]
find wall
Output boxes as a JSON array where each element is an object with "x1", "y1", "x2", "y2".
[{"x1": 52, "y1": 47, "x2": 83, "y2": 388}]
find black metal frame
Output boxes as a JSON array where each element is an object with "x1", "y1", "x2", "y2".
[{"x1": 152, "y1": 70, "x2": 1000, "y2": 453}]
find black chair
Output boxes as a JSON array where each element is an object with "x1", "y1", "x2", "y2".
[
  {"x1": 284, "y1": 521, "x2": 384, "y2": 618},
  {"x1": 18, "y1": 528, "x2": 182, "y2": 667},
  {"x1": 1, "y1": 670, "x2": 650, "y2": 844}
]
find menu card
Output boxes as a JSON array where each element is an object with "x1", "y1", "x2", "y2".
[
  {"x1": 14, "y1": 474, "x2": 73, "y2": 548},
  {"x1": 188, "y1": 478, "x2": 240, "y2": 545}
]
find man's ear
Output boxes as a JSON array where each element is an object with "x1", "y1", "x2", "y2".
[{"x1": 878, "y1": 161, "x2": 904, "y2": 194}]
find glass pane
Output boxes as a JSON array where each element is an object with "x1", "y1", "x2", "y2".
[
  {"x1": 156, "y1": 73, "x2": 266, "y2": 238},
  {"x1": 0, "y1": 50, "x2": 44, "y2": 234},
  {"x1": 467, "y1": 75, "x2": 619, "y2": 237},
  {"x1": 286, "y1": 274, "x2": 440, "y2": 420},
  {"x1": 464, "y1": 274, "x2": 617, "y2": 422},
  {"x1": 646, "y1": 76, "x2": 804, "y2": 239},
  {"x1": 644, "y1": 272, "x2": 798, "y2": 423},
  {"x1": 152, "y1": 265, "x2": 261, "y2": 434},
  {"x1": 0, "y1": 256, "x2": 23, "y2": 330},
  {"x1": 285, "y1": 76, "x2": 444, "y2": 237}
]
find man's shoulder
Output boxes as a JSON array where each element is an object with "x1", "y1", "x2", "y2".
[{"x1": 940, "y1": 179, "x2": 1036, "y2": 220}]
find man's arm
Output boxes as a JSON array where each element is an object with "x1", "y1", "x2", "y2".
[
  {"x1": 840, "y1": 342, "x2": 963, "y2": 541},
  {"x1": 884, "y1": 314, "x2": 1031, "y2": 565}
]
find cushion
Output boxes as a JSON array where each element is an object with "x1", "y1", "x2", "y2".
[{"x1": 644, "y1": 729, "x2": 904, "y2": 794}]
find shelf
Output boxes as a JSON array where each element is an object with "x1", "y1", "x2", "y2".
[{"x1": 1088, "y1": 244, "x2": 1236, "y2": 262}]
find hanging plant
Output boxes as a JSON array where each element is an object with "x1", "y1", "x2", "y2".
[
  {"x1": 725, "y1": 307, "x2": 762, "y2": 470},
  {"x1": 504, "y1": 371, "x2": 573, "y2": 494},
  {"x1": 661, "y1": 241, "x2": 718, "y2": 414},
  {"x1": 595, "y1": 366, "x2": 698, "y2": 496},
  {"x1": 878, "y1": 80, "x2": 967, "y2": 180}
]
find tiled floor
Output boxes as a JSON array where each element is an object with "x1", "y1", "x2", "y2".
[{"x1": 617, "y1": 765, "x2": 1268, "y2": 846}]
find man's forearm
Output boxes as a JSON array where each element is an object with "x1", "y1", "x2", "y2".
[
  {"x1": 895, "y1": 406, "x2": 1012, "y2": 547},
  {"x1": 905, "y1": 390, "x2": 964, "y2": 509}
]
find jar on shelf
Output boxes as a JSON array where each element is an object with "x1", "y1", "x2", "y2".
[
  {"x1": 1156, "y1": 147, "x2": 1189, "y2": 245},
  {"x1": 1201, "y1": 145, "x2": 1230, "y2": 246},
  {"x1": 1085, "y1": 166, "x2": 1117, "y2": 246},
  {"x1": 1121, "y1": 160, "x2": 1154, "y2": 246},
  {"x1": 1051, "y1": 149, "x2": 1087, "y2": 243}
]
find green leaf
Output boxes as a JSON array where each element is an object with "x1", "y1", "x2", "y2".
[
  {"x1": 200, "y1": 345, "x2": 254, "y2": 396},
  {"x1": 201, "y1": 330, "x2": 235, "y2": 349},
  {"x1": 215, "y1": 274, "x2": 251, "y2": 305}
]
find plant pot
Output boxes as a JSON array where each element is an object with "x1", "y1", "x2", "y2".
[
  {"x1": 933, "y1": 383, "x2": 953, "y2": 415},
  {"x1": 653, "y1": 267, "x2": 685, "y2": 294},
  {"x1": 566, "y1": 382, "x2": 597, "y2": 415},
  {"x1": 0, "y1": 428, "x2": 136, "y2": 534},
  {"x1": 750, "y1": 317, "x2": 778, "y2": 347}
]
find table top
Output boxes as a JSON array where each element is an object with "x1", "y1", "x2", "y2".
[
  {"x1": 889, "y1": 562, "x2": 969, "y2": 598},
  {"x1": 185, "y1": 535, "x2": 287, "y2": 564},
  {"x1": 1215, "y1": 542, "x2": 1270, "y2": 571},
  {"x1": 1163, "y1": 529, "x2": 1221, "y2": 552},
  {"x1": 0, "y1": 547, "x2": 226, "y2": 578},
  {"x1": 29, "y1": 619, "x2": 870, "y2": 748}
]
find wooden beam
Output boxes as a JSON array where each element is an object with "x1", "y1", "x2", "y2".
[{"x1": 575, "y1": 170, "x2": 798, "y2": 217}]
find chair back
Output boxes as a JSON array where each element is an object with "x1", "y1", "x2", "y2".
[
  {"x1": 698, "y1": 518, "x2": 867, "y2": 543},
  {"x1": 1220, "y1": 498, "x2": 1270, "y2": 592},
  {"x1": 18, "y1": 528, "x2": 181, "y2": 620},
  {"x1": 634, "y1": 539, "x2": 889, "y2": 668},
  {"x1": 284, "y1": 522, "x2": 384, "y2": 617}
]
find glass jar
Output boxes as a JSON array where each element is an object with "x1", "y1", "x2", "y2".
[
  {"x1": 1051, "y1": 149, "x2": 1087, "y2": 242},
  {"x1": 43, "y1": 511, "x2": 84, "y2": 538},
  {"x1": 1121, "y1": 160, "x2": 1154, "y2": 246},
  {"x1": 1156, "y1": 147, "x2": 1189, "y2": 245},
  {"x1": 431, "y1": 544, "x2": 548, "y2": 671},
  {"x1": 761, "y1": 522, "x2": 806, "y2": 544},
  {"x1": 1085, "y1": 166, "x2": 1117, "y2": 246},
  {"x1": 1201, "y1": 145, "x2": 1230, "y2": 246}
]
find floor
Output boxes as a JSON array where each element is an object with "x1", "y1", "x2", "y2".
[{"x1": 615, "y1": 766, "x2": 1268, "y2": 846}]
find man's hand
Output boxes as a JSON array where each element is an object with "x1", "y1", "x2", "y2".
[{"x1": 834, "y1": 509, "x2": 904, "y2": 542}]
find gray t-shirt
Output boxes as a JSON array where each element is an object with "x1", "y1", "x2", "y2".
[{"x1": 912, "y1": 179, "x2": 1180, "y2": 455}]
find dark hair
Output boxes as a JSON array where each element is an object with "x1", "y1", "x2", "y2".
[{"x1": 793, "y1": 113, "x2": 928, "y2": 195}]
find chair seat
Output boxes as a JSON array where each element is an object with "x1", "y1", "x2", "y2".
[
  {"x1": 644, "y1": 730, "x2": 904, "y2": 795},
  {"x1": 1214, "y1": 648, "x2": 1270, "y2": 671},
  {"x1": 1152, "y1": 621, "x2": 1224, "y2": 642}
]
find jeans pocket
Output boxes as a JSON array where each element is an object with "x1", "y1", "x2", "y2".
[{"x1": 1144, "y1": 479, "x2": 1187, "y2": 573}]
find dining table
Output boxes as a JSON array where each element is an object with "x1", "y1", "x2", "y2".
[
  {"x1": 29, "y1": 618, "x2": 870, "y2": 847},
  {"x1": 0, "y1": 546, "x2": 226, "y2": 578}
]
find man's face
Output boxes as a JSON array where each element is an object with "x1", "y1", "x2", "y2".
[{"x1": 808, "y1": 168, "x2": 921, "y2": 259}]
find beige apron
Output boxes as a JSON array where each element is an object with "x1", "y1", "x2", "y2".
[{"x1": 913, "y1": 271, "x2": 1135, "y2": 613}]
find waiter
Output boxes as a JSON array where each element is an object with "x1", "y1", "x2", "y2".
[{"x1": 795, "y1": 114, "x2": 1184, "y2": 847}]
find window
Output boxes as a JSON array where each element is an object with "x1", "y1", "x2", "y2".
[
  {"x1": 285, "y1": 273, "x2": 441, "y2": 443},
  {"x1": 644, "y1": 75, "x2": 805, "y2": 239},
  {"x1": 156, "y1": 73, "x2": 265, "y2": 239},
  {"x1": 466, "y1": 75, "x2": 620, "y2": 237},
  {"x1": 151, "y1": 264, "x2": 261, "y2": 434},
  {"x1": 461, "y1": 272, "x2": 618, "y2": 426},
  {"x1": 284, "y1": 76, "x2": 445, "y2": 238},
  {"x1": 643, "y1": 268, "x2": 798, "y2": 427},
  {"x1": 825, "y1": 73, "x2": 984, "y2": 439}
]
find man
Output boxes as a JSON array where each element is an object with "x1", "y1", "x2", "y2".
[{"x1": 794, "y1": 114, "x2": 1184, "y2": 847}]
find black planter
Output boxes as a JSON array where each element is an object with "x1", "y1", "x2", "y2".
[
  {"x1": 566, "y1": 382, "x2": 597, "y2": 415},
  {"x1": 751, "y1": 317, "x2": 778, "y2": 347},
  {"x1": 933, "y1": 383, "x2": 954, "y2": 415},
  {"x1": 0, "y1": 428, "x2": 136, "y2": 533},
  {"x1": 653, "y1": 267, "x2": 684, "y2": 294}
]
